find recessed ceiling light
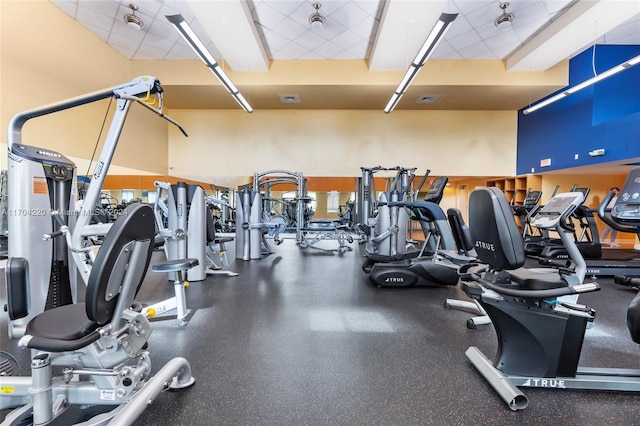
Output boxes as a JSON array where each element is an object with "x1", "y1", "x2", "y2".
[
  {"x1": 416, "y1": 94, "x2": 441, "y2": 104},
  {"x1": 279, "y1": 94, "x2": 302, "y2": 103}
]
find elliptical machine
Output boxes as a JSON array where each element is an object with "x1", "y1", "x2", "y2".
[
  {"x1": 366, "y1": 177, "x2": 475, "y2": 287},
  {"x1": 460, "y1": 181, "x2": 640, "y2": 411}
]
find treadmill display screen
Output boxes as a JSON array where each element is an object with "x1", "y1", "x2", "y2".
[{"x1": 613, "y1": 168, "x2": 640, "y2": 222}]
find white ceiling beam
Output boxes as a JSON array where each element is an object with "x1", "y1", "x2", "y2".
[
  {"x1": 368, "y1": 0, "x2": 448, "y2": 71},
  {"x1": 186, "y1": 0, "x2": 269, "y2": 71},
  {"x1": 507, "y1": 0, "x2": 640, "y2": 72}
]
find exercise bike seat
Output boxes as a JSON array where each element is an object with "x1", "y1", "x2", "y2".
[
  {"x1": 503, "y1": 267, "x2": 568, "y2": 290},
  {"x1": 469, "y1": 187, "x2": 572, "y2": 290}
]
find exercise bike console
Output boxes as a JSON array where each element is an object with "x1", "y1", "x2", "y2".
[{"x1": 530, "y1": 192, "x2": 584, "y2": 230}]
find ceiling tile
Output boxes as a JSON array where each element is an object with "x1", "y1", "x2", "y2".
[
  {"x1": 141, "y1": 32, "x2": 176, "y2": 52},
  {"x1": 514, "y1": 1, "x2": 552, "y2": 27},
  {"x1": 51, "y1": 0, "x2": 77, "y2": 18},
  {"x1": 450, "y1": 0, "x2": 493, "y2": 16},
  {"x1": 162, "y1": 1, "x2": 196, "y2": 20},
  {"x1": 279, "y1": 40, "x2": 310, "y2": 59},
  {"x1": 135, "y1": 43, "x2": 168, "y2": 60},
  {"x1": 332, "y1": 49, "x2": 360, "y2": 60},
  {"x1": 50, "y1": 0, "x2": 640, "y2": 70},
  {"x1": 146, "y1": 17, "x2": 181, "y2": 41},
  {"x1": 262, "y1": 29, "x2": 292, "y2": 51},
  {"x1": 167, "y1": 42, "x2": 199, "y2": 60},
  {"x1": 253, "y1": 2, "x2": 288, "y2": 31},
  {"x1": 316, "y1": 40, "x2": 345, "y2": 59},
  {"x1": 85, "y1": 0, "x2": 119, "y2": 19},
  {"x1": 445, "y1": 15, "x2": 474, "y2": 39},
  {"x1": 109, "y1": 31, "x2": 144, "y2": 53},
  {"x1": 448, "y1": 29, "x2": 483, "y2": 50},
  {"x1": 330, "y1": 29, "x2": 365, "y2": 51},
  {"x1": 457, "y1": 40, "x2": 492, "y2": 59},
  {"x1": 271, "y1": 16, "x2": 309, "y2": 41},
  {"x1": 83, "y1": 23, "x2": 111, "y2": 43},
  {"x1": 76, "y1": 4, "x2": 115, "y2": 31},
  {"x1": 330, "y1": 1, "x2": 370, "y2": 28},
  {"x1": 346, "y1": 38, "x2": 369, "y2": 58},
  {"x1": 111, "y1": 44, "x2": 136, "y2": 60},
  {"x1": 296, "y1": 31, "x2": 333, "y2": 51},
  {"x1": 349, "y1": 15, "x2": 376, "y2": 39},
  {"x1": 492, "y1": 39, "x2": 522, "y2": 58}
]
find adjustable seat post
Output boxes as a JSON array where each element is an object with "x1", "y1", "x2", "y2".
[
  {"x1": 31, "y1": 353, "x2": 53, "y2": 425},
  {"x1": 173, "y1": 269, "x2": 188, "y2": 324},
  {"x1": 150, "y1": 258, "x2": 199, "y2": 326}
]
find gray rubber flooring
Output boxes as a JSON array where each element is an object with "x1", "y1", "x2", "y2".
[{"x1": 1, "y1": 239, "x2": 639, "y2": 425}]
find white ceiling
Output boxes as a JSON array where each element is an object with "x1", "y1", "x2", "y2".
[{"x1": 52, "y1": 0, "x2": 640, "y2": 70}]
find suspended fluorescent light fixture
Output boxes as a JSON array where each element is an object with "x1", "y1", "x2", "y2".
[
  {"x1": 384, "y1": 12, "x2": 458, "y2": 114},
  {"x1": 523, "y1": 53, "x2": 640, "y2": 115},
  {"x1": 166, "y1": 14, "x2": 253, "y2": 113}
]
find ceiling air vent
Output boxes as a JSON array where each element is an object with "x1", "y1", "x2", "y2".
[
  {"x1": 279, "y1": 94, "x2": 301, "y2": 103},
  {"x1": 416, "y1": 94, "x2": 441, "y2": 104}
]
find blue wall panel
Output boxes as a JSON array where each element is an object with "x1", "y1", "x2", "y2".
[{"x1": 517, "y1": 45, "x2": 640, "y2": 175}]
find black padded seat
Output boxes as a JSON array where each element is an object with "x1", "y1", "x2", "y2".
[
  {"x1": 22, "y1": 204, "x2": 156, "y2": 353},
  {"x1": 469, "y1": 188, "x2": 569, "y2": 291},
  {"x1": 25, "y1": 303, "x2": 98, "y2": 341},
  {"x1": 447, "y1": 208, "x2": 474, "y2": 254},
  {"x1": 507, "y1": 268, "x2": 568, "y2": 290}
]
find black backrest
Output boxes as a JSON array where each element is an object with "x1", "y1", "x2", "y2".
[
  {"x1": 85, "y1": 204, "x2": 155, "y2": 325},
  {"x1": 446, "y1": 208, "x2": 474, "y2": 255},
  {"x1": 469, "y1": 187, "x2": 525, "y2": 270},
  {"x1": 206, "y1": 207, "x2": 217, "y2": 243},
  {"x1": 628, "y1": 292, "x2": 640, "y2": 344}
]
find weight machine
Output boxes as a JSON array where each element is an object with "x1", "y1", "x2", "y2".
[
  {"x1": 150, "y1": 181, "x2": 237, "y2": 325},
  {"x1": 2, "y1": 76, "x2": 196, "y2": 424}
]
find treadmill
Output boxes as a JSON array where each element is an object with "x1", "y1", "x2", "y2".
[{"x1": 587, "y1": 169, "x2": 640, "y2": 277}]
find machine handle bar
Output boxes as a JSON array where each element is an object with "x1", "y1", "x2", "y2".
[
  {"x1": 471, "y1": 273, "x2": 600, "y2": 299},
  {"x1": 597, "y1": 191, "x2": 638, "y2": 234}
]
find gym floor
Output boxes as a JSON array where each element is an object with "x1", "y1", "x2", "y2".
[{"x1": 1, "y1": 241, "x2": 638, "y2": 425}]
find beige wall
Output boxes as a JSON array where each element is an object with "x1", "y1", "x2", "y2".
[
  {"x1": 168, "y1": 109, "x2": 517, "y2": 184},
  {"x1": 1, "y1": 2, "x2": 520, "y2": 183},
  {"x1": 0, "y1": 0, "x2": 168, "y2": 174}
]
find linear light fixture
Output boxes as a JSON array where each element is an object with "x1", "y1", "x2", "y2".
[
  {"x1": 523, "y1": 53, "x2": 640, "y2": 115},
  {"x1": 384, "y1": 12, "x2": 458, "y2": 114},
  {"x1": 166, "y1": 14, "x2": 253, "y2": 113}
]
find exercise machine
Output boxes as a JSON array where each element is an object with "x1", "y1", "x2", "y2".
[
  {"x1": 535, "y1": 187, "x2": 640, "y2": 277},
  {"x1": 362, "y1": 176, "x2": 448, "y2": 274},
  {"x1": 367, "y1": 200, "x2": 461, "y2": 287},
  {"x1": 460, "y1": 186, "x2": 640, "y2": 410},
  {"x1": 359, "y1": 167, "x2": 423, "y2": 257},
  {"x1": 511, "y1": 189, "x2": 542, "y2": 238},
  {"x1": 150, "y1": 181, "x2": 237, "y2": 325},
  {"x1": 0, "y1": 204, "x2": 196, "y2": 425},
  {"x1": 235, "y1": 171, "x2": 296, "y2": 260},
  {"x1": 5, "y1": 76, "x2": 187, "y2": 338}
]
